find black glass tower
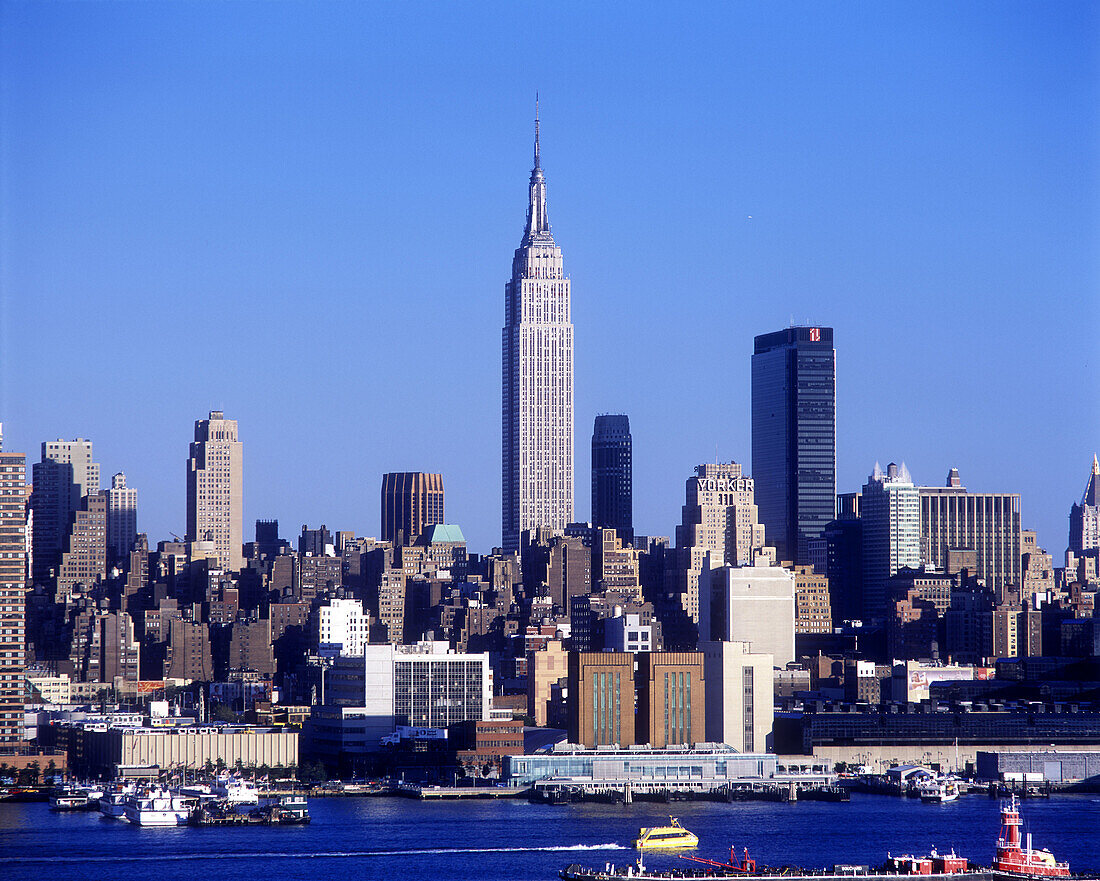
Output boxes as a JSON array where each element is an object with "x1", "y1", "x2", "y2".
[
  {"x1": 591, "y1": 415, "x2": 632, "y2": 545},
  {"x1": 751, "y1": 326, "x2": 836, "y2": 566}
]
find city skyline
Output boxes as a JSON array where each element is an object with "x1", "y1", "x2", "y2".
[{"x1": 2, "y1": 3, "x2": 1097, "y2": 556}]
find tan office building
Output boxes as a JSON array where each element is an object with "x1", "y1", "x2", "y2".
[
  {"x1": 568, "y1": 651, "x2": 634, "y2": 747},
  {"x1": 636, "y1": 652, "x2": 704, "y2": 748},
  {"x1": 186, "y1": 412, "x2": 243, "y2": 572}
]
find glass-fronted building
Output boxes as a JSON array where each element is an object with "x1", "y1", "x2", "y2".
[{"x1": 751, "y1": 327, "x2": 836, "y2": 567}]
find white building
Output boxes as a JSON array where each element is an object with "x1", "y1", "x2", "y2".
[
  {"x1": 603, "y1": 610, "x2": 652, "y2": 653},
  {"x1": 315, "y1": 597, "x2": 369, "y2": 656},
  {"x1": 702, "y1": 640, "x2": 774, "y2": 753},
  {"x1": 699, "y1": 562, "x2": 795, "y2": 667},
  {"x1": 502, "y1": 109, "x2": 574, "y2": 552},
  {"x1": 861, "y1": 461, "x2": 920, "y2": 621},
  {"x1": 186, "y1": 411, "x2": 243, "y2": 572}
]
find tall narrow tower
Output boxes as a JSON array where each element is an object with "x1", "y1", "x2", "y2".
[
  {"x1": 592, "y1": 415, "x2": 632, "y2": 544},
  {"x1": 502, "y1": 105, "x2": 574, "y2": 552},
  {"x1": 186, "y1": 411, "x2": 243, "y2": 572}
]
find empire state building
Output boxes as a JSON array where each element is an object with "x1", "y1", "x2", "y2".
[{"x1": 502, "y1": 110, "x2": 574, "y2": 552}]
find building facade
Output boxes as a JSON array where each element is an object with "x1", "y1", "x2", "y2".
[
  {"x1": 380, "y1": 472, "x2": 444, "y2": 546},
  {"x1": 919, "y1": 468, "x2": 1022, "y2": 600},
  {"x1": 702, "y1": 640, "x2": 774, "y2": 753},
  {"x1": 591, "y1": 415, "x2": 632, "y2": 544},
  {"x1": 861, "y1": 462, "x2": 920, "y2": 621},
  {"x1": 635, "y1": 652, "x2": 705, "y2": 748},
  {"x1": 502, "y1": 112, "x2": 574, "y2": 552},
  {"x1": 699, "y1": 563, "x2": 795, "y2": 667},
  {"x1": 105, "y1": 472, "x2": 138, "y2": 567},
  {"x1": 567, "y1": 651, "x2": 634, "y2": 748},
  {"x1": 30, "y1": 438, "x2": 99, "y2": 585},
  {"x1": 186, "y1": 411, "x2": 243, "y2": 572},
  {"x1": 0, "y1": 439, "x2": 26, "y2": 742},
  {"x1": 751, "y1": 326, "x2": 836, "y2": 566}
]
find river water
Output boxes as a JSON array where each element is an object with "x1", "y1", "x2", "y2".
[{"x1": 1, "y1": 792, "x2": 1097, "y2": 881}]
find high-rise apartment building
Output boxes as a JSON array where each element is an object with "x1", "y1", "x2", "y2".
[
  {"x1": 30, "y1": 438, "x2": 99, "y2": 585},
  {"x1": 752, "y1": 326, "x2": 836, "y2": 566},
  {"x1": 380, "y1": 472, "x2": 444, "y2": 545},
  {"x1": 0, "y1": 432, "x2": 27, "y2": 743},
  {"x1": 591, "y1": 415, "x2": 632, "y2": 544},
  {"x1": 672, "y1": 462, "x2": 774, "y2": 622},
  {"x1": 861, "y1": 462, "x2": 920, "y2": 621},
  {"x1": 186, "y1": 411, "x2": 243, "y2": 572},
  {"x1": 502, "y1": 110, "x2": 574, "y2": 552},
  {"x1": 105, "y1": 472, "x2": 138, "y2": 567},
  {"x1": 919, "y1": 468, "x2": 1022, "y2": 600},
  {"x1": 55, "y1": 491, "x2": 107, "y2": 604}
]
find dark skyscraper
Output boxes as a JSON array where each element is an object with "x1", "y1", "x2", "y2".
[
  {"x1": 591, "y1": 415, "x2": 633, "y2": 544},
  {"x1": 752, "y1": 326, "x2": 836, "y2": 566},
  {"x1": 381, "y1": 472, "x2": 444, "y2": 546}
]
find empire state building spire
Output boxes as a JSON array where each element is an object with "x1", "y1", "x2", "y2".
[
  {"x1": 523, "y1": 100, "x2": 551, "y2": 244},
  {"x1": 502, "y1": 104, "x2": 575, "y2": 552}
]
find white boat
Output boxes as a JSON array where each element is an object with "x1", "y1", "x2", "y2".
[
  {"x1": 123, "y1": 788, "x2": 193, "y2": 826},
  {"x1": 214, "y1": 777, "x2": 259, "y2": 805},
  {"x1": 920, "y1": 776, "x2": 961, "y2": 804},
  {"x1": 98, "y1": 784, "x2": 136, "y2": 819}
]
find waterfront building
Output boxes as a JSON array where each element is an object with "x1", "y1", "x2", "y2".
[
  {"x1": 503, "y1": 744, "x2": 783, "y2": 790},
  {"x1": 0, "y1": 437, "x2": 26, "y2": 742},
  {"x1": 699, "y1": 563, "x2": 795, "y2": 666},
  {"x1": 591, "y1": 415, "x2": 632, "y2": 544},
  {"x1": 186, "y1": 411, "x2": 243, "y2": 572},
  {"x1": 380, "y1": 472, "x2": 444, "y2": 546},
  {"x1": 567, "y1": 651, "x2": 634, "y2": 747},
  {"x1": 919, "y1": 468, "x2": 1022, "y2": 601},
  {"x1": 702, "y1": 640, "x2": 774, "y2": 753},
  {"x1": 30, "y1": 438, "x2": 99, "y2": 585},
  {"x1": 861, "y1": 462, "x2": 920, "y2": 621},
  {"x1": 502, "y1": 109, "x2": 574, "y2": 552},
  {"x1": 751, "y1": 326, "x2": 836, "y2": 566},
  {"x1": 105, "y1": 472, "x2": 138, "y2": 567},
  {"x1": 635, "y1": 652, "x2": 704, "y2": 748},
  {"x1": 672, "y1": 462, "x2": 775, "y2": 623}
]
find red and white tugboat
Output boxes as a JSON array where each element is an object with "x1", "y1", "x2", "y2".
[{"x1": 992, "y1": 795, "x2": 1070, "y2": 878}]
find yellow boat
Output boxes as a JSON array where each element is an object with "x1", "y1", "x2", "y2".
[{"x1": 633, "y1": 817, "x2": 699, "y2": 850}]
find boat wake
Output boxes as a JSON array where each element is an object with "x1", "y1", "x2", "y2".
[{"x1": 6, "y1": 843, "x2": 629, "y2": 863}]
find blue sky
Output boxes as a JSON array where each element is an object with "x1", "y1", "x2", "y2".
[{"x1": 2, "y1": 1, "x2": 1097, "y2": 556}]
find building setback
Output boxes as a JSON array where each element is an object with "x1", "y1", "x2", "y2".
[
  {"x1": 591, "y1": 415, "x2": 632, "y2": 545},
  {"x1": 752, "y1": 326, "x2": 836, "y2": 567},
  {"x1": 186, "y1": 411, "x2": 243, "y2": 572},
  {"x1": 502, "y1": 109, "x2": 574, "y2": 552},
  {"x1": 380, "y1": 472, "x2": 444, "y2": 545}
]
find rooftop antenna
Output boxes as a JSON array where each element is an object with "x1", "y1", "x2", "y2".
[{"x1": 534, "y1": 92, "x2": 541, "y2": 169}]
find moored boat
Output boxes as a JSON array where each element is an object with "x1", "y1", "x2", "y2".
[
  {"x1": 123, "y1": 787, "x2": 192, "y2": 826},
  {"x1": 920, "y1": 776, "x2": 961, "y2": 804}
]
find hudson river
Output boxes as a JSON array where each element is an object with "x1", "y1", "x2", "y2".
[{"x1": 2, "y1": 793, "x2": 1098, "y2": 881}]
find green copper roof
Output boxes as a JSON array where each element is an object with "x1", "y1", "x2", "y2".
[{"x1": 427, "y1": 524, "x2": 465, "y2": 544}]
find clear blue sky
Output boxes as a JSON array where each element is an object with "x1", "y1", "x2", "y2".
[{"x1": 2, "y1": 1, "x2": 1097, "y2": 557}]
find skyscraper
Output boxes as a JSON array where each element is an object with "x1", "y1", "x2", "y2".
[
  {"x1": 672, "y1": 462, "x2": 775, "y2": 623},
  {"x1": 0, "y1": 429, "x2": 27, "y2": 743},
  {"x1": 502, "y1": 107, "x2": 574, "y2": 552},
  {"x1": 591, "y1": 415, "x2": 632, "y2": 543},
  {"x1": 380, "y1": 472, "x2": 444, "y2": 545},
  {"x1": 30, "y1": 438, "x2": 99, "y2": 585},
  {"x1": 186, "y1": 411, "x2": 243, "y2": 572},
  {"x1": 751, "y1": 326, "x2": 836, "y2": 566},
  {"x1": 861, "y1": 461, "x2": 920, "y2": 621},
  {"x1": 105, "y1": 472, "x2": 138, "y2": 567},
  {"x1": 918, "y1": 467, "x2": 1022, "y2": 600}
]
